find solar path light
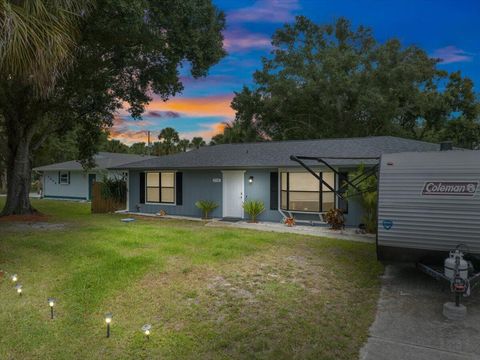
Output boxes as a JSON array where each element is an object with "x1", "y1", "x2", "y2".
[
  {"x1": 141, "y1": 324, "x2": 151, "y2": 340},
  {"x1": 15, "y1": 284, "x2": 23, "y2": 296},
  {"x1": 48, "y1": 298, "x2": 56, "y2": 319},
  {"x1": 105, "y1": 313, "x2": 113, "y2": 338}
]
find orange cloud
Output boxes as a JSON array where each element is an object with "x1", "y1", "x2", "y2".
[
  {"x1": 109, "y1": 94, "x2": 234, "y2": 145},
  {"x1": 148, "y1": 94, "x2": 235, "y2": 118},
  {"x1": 180, "y1": 122, "x2": 227, "y2": 140},
  {"x1": 109, "y1": 122, "x2": 226, "y2": 145},
  {"x1": 108, "y1": 128, "x2": 149, "y2": 143}
]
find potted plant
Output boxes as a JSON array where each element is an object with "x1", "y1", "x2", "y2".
[
  {"x1": 242, "y1": 200, "x2": 265, "y2": 223},
  {"x1": 324, "y1": 208, "x2": 345, "y2": 230},
  {"x1": 195, "y1": 200, "x2": 218, "y2": 219},
  {"x1": 284, "y1": 217, "x2": 295, "y2": 227}
]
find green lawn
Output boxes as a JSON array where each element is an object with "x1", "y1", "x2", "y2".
[{"x1": 0, "y1": 199, "x2": 383, "y2": 359}]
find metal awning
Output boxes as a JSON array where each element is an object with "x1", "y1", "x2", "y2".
[{"x1": 289, "y1": 155, "x2": 380, "y2": 200}]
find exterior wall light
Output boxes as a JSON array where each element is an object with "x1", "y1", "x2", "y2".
[
  {"x1": 141, "y1": 324, "x2": 152, "y2": 339},
  {"x1": 249, "y1": 176, "x2": 254, "y2": 184},
  {"x1": 48, "y1": 298, "x2": 56, "y2": 319},
  {"x1": 11, "y1": 274, "x2": 18, "y2": 283},
  {"x1": 105, "y1": 313, "x2": 113, "y2": 338},
  {"x1": 15, "y1": 284, "x2": 23, "y2": 296}
]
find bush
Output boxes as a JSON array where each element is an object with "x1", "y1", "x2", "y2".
[
  {"x1": 101, "y1": 177, "x2": 127, "y2": 203},
  {"x1": 324, "y1": 208, "x2": 345, "y2": 230},
  {"x1": 344, "y1": 164, "x2": 377, "y2": 233},
  {"x1": 195, "y1": 200, "x2": 218, "y2": 219},
  {"x1": 242, "y1": 200, "x2": 265, "y2": 223}
]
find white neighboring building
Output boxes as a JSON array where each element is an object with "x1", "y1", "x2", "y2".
[{"x1": 34, "y1": 152, "x2": 155, "y2": 200}]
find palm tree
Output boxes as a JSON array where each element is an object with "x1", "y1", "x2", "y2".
[
  {"x1": 103, "y1": 139, "x2": 129, "y2": 153},
  {"x1": 0, "y1": 0, "x2": 91, "y2": 96},
  {"x1": 177, "y1": 139, "x2": 190, "y2": 152},
  {"x1": 158, "y1": 127, "x2": 180, "y2": 155},
  {"x1": 190, "y1": 136, "x2": 206, "y2": 149}
]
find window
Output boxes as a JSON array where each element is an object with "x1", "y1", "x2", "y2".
[
  {"x1": 59, "y1": 171, "x2": 70, "y2": 185},
  {"x1": 145, "y1": 171, "x2": 175, "y2": 203},
  {"x1": 280, "y1": 172, "x2": 335, "y2": 212}
]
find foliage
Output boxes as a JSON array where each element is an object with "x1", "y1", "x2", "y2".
[
  {"x1": 177, "y1": 139, "x2": 191, "y2": 152},
  {"x1": 129, "y1": 142, "x2": 148, "y2": 155},
  {"x1": 211, "y1": 118, "x2": 264, "y2": 145},
  {"x1": 0, "y1": 0, "x2": 226, "y2": 215},
  {"x1": 242, "y1": 200, "x2": 265, "y2": 222},
  {"x1": 190, "y1": 136, "x2": 206, "y2": 149},
  {"x1": 99, "y1": 137, "x2": 129, "y2": 153},
  {"x1": 195, "y1": 199, "x2": 218, "y2": 219},
  {"x1": 216, "y1": 17, "x2": 479, "y2": 146},
  {"x1": 345, "y1": 164, "x2": 378, "y2": 233},
  {"x1": 158, "y1": 127, "x2": 180, "y2": 155},
  {"x1": 0, "y1": 0, "x2": 92, "y2": 96},
  {"x1": 324, "y1": 208, "x2": 345, "y2": 230},
  {"x1": 100, "y1": 176, "x2": 127, "y2": 203}
]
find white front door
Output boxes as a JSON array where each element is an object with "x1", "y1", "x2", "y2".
[{"x1": 222, "y1": 171, "x2": 245, "y2": 218}]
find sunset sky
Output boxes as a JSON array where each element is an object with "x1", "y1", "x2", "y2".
[{"x1": 110, "y1": 0, "x2": 480, "y2": 145}]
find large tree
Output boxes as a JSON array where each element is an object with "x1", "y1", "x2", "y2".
[
  {"x1": 157, "y1": 127, "x2": 180, "y2": 155},
  {"x1": 129, "y1": 142, "x2": 148, "y2": 155},
  {"x1": 190, "y1": 136, "x2": 206, "y2": 149},
  {"x1": 0, "y1": 0, "x2": 225, "y2": 215},
  {"x1": 177, "y1": 138, "x2": 190, "y2": 152},
  {"x1": 222, "y1": 16, "x2": 479, "y2": 144}
]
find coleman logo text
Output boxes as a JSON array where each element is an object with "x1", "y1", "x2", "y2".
[{"x1": 422, "y1": 181, "x2": 478, "y2": 196}]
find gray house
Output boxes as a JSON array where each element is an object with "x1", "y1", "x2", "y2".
[
  {"x1": 113, "y1": 136, "x2": 440, "y2": 227},
  {"x1": 34, "y1": 152, "x2": 154, "y2": 200}
]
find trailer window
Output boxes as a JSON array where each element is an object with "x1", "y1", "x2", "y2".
[{"x1": 280, "y1": 172, "x2": 335, "y2": 212}]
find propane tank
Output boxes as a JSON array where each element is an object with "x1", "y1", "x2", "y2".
[{"x1": 444, "y1": 250, "x2": 468, "y2": 280}]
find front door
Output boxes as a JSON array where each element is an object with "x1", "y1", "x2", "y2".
[
  {"x1": 222, "y1": 171, "x2": 244, "y2": 218},
  {"x1": 88, "y1": 174, "x2": 96, "y2": 200}
]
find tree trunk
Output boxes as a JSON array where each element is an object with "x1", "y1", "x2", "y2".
[{"x1": 1, "y1": 135, "x2": 35, "y2": 216}]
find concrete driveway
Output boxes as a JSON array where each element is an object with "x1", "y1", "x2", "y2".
[{"x1": 360, "y1": 264, "x2": 480, "y2": 360}]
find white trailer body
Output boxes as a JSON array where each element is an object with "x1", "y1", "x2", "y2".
[{"x1": 377, "y1": 150, "x2": 480, "y2": 262}]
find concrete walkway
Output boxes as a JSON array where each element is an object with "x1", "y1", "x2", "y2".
[
  {"x1": 121, "y1": 211, "x2": 375, "y2": 243},
  {"x1": 206, "y1": 220, "x2": 375, "y2": 243},
  {"x1": 360, "y1": 264, "x2": 480, "y2": 360}
]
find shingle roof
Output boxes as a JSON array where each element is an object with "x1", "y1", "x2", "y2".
[
  {"x1": 33, "y1": 152, "x2": 156, "y2": 171},
  {"x1": 112, "y1": 136, "x2": 441, "y2": 170}
]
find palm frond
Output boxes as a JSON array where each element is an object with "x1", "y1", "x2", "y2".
[{"x1": 0, "y1": 0, "x2": 92, "y2": 96}]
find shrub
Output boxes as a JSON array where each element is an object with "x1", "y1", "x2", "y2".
[
  {"x1": 195, "y1": 200, "x2": 218, "y2": 219},
  {"x1": 242, "y1": 200, "x2": 265, "y2": 223},
  {"x1": 344, "y1": 164, "x2": 378, "y2": 233},
  {"x1": 324, "y1": 208, "x2": 345, "y2": 230},
  {"x1": 101, "y1": 177, "x2": 127, "y2": 203}
]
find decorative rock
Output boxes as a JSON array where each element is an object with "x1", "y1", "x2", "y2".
[{"x1": 443, "y1": 302, "x2": 467, "y2": 320}]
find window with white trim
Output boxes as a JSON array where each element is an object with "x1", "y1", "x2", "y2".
[
  {"x1": 145, "y1": 172, "x2": 175, "y2": 203},
  {"x1": 280, "y1": 172, "x2": 335, "y2": 212},
  {"x1": 59, "y1": 171, "x2": 70, "y2": 185}
]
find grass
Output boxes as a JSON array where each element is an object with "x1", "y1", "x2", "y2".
[{"x1": 0, "y1": 199, "x2": 383, "y2": 359}]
